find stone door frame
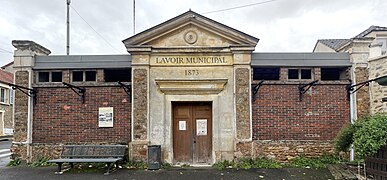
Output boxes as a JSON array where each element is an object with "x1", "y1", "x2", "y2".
[{"x1": 164, "y1": 95, "x2": 220, "y2": 165}]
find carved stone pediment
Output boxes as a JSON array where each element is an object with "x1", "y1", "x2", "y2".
[
  {"x1": 155, "y1": 78, "x2": 228, "y2": 95},
  {"x1": 123, "y1": 11, "x2": 259, "y2": 53}
]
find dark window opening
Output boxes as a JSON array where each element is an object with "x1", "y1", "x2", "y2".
[
  {"x1": 85, "y1": 71, "x2": 96, "y2": 81},
  {"x1": 72, "y1": 71, "x2": 83, "y2": 82},
  {"x1": 51, "y1": 72, "x2": 62, "y2": 82},
  {"x1": 253, "y1": 68, "x2": 280, "y2": 80},
  {"x1": 104, "y1": 69, "x2": 131, "y2": 82},
  {"x1": 38, "y1": 72, "x2": 49, "y2": 82},
  {"x1": 301, "y1": 69, "x2": 312, "y2": 79},
  {"x1": 321, "y1": 68, "x2": 346, "y2": 80},
  {"x1": 288, "y1": 69, "x2": 299, "y2": 79}
]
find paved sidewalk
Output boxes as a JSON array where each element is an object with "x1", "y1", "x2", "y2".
[{"x1": 0, "y1": 166, "x2": 335, "y2": 180}]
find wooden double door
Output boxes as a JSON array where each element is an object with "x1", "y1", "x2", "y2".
[{"x1": 173, "y1": 102, "x2": 212, "y2": 164}]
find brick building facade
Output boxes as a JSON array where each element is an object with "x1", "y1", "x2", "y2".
[{"x1": 11, "y1": 11, "x2": 352, "y2": 164}]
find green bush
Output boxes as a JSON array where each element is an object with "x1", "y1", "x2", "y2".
[
  {"x1": 353, "y1": 114, "x2": 387, "y2": 158},
  {"x1": 335, "y1": 113, "x2": 387, "y2": 158},
  {"x1": 335, "y1": 124, "x2": 357, "y2": 152}
]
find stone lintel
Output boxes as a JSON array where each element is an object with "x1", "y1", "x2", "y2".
[
  {"x1": 155, "y1": 78, "x2": 228, "y2": 95},
  {"x1": 12, "y1": 40, "x2": 51, "y2": 55}
]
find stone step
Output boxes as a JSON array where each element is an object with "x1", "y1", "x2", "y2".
[{"x1": 327, "y1": 163, "x2": 358, "y2": 180}]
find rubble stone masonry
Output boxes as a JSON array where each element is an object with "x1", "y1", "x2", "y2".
[
  {"x1": 235, "y1": 68, "x2": 251, "y2": 140},
  {"x1": 369, "y1": 56, "x2": 387, "y2": 114},
  {"x1": 13, "y1": 71, "x2": 29, "y2": 142},
  {"x1": 354, "y1": 67, "x2": 370, "y2": 118}
]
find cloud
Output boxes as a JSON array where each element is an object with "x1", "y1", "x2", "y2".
[{"x1": 0, "y1": 0, "x2": 386, "y2": 66}]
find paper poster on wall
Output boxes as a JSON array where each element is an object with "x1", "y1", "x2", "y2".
[
  {"x1": 196, "y1": 119, "x2": 207, "y2": 136},
  {"x1": 179, "y1": 121, "x2": 186, "y2": 130},
  {"x1": 98, "y1": 107, "x2": 114, "y2": 127}
]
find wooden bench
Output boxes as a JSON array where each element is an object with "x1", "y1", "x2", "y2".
[{"x1": 48, "y1": 145, "x2": 127, "y2": 175}]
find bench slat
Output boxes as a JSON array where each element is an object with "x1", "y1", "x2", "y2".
[{"x1": 49, "y1": 158, "x2": 122, "y2": 163}]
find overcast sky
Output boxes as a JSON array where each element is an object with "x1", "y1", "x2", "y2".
[{"x1": 0, "y1": 0, "x2": 386, "y2": 66}]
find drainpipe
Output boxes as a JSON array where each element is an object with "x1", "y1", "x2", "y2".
[
  {"x1": 349, "y1": 66, "x2": 357, "y2": 162},
  {"x1": 26, "y1": 70, "x2": 33, "y2": 163}
]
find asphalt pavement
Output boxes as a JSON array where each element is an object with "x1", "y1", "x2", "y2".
[
  {"x1": 0, "y1": 139, "x2": 11, "y2": 168},
  {"x1": 0, "y1": 166, "x2": 335, "y2": 180},
  {"x1": 0, "y1": 139, "x2": 335, "y2": 179}
]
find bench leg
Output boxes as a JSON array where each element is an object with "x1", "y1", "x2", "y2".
[
  {"x1": 70, "y1": 162, "x2": 74, "y2": 169},
  {"x1": 104, "y1": 162, "x2": 112, "y2": 175},
  {"x1": 55, "y1": 163, "x2": 63, "y2": 174}
]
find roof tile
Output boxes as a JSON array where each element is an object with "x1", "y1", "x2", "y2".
[{"x1": 0, "y1": 69, "x2": 13, "y2": 84}]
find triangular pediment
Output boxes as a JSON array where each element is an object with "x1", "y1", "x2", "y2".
[{"x1": 122, "y1": 11, "x2": 259, "y2": 51}]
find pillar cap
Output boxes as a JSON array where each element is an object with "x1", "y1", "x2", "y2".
[{"x1": 12, "y1": 40, "x2": 51, "y2": 55}]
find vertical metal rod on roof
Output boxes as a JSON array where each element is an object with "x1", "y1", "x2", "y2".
[
  {"x1": 133, "y1": 0, "x2": 136, "y2": 35},
  {"x1": 66, "y1": 0, "x2": 71, "y2": 55}
]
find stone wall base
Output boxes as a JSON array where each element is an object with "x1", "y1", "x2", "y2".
[
  {"x1": 129, "y1": 141, "x2": 148, "y2": 161},
  {"x1": 11, "y1": 141, "x2": 335, "y2": 163},
  {"x1": 11, "y1": 142, "x2": 129, "y2": 162},
  {"x1": 235, "y1": 140, "x2": 335, "y2": 162},
  {"x1": 11, "y1": 143, "x2": 29, "y2": 162}
]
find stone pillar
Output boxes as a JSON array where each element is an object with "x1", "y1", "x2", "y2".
[
  {"x1": 11, "y1": 40, "x2": 51, "y2": 162},
  {"x1": 232, "y1": 48, "x2": 255, "y2": 158},
  {"x1": 349, "y1": 38, "x2": 373, "y2": 119},
  {"x1": 368, "y1": 56, "x2": 387, "y2": 114},
  {"x1": 369, "y1": 42, "x2": 383, "y2": 59},
  {"x1": 128, "y1": 53, "x2": 150, "y2": 161}
]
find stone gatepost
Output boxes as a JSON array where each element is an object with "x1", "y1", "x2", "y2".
[
  {"x1": 126, "y1": 47, "x2": 151, "y2": 161},
  {"x1": 232, "y1": 49, "x2": 255, "y2": 158},
  {"x1": 11, "y1": 40, "x2": 51, "y2": 162},
  {"x1": 347, "y1": 37, "x2": 373, "y2": 119}
]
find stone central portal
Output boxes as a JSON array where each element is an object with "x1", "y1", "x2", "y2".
[{"x1": 123, "y1": 11, "x2": 258, "y2": 164}]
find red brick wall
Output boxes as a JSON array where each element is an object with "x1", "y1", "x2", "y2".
[
  {"x1": 252, "y1": 84, "x2": 350, "y2": 140},
  {"x1": 33, "y1": 86, "x2": 131, "y2": 143}
]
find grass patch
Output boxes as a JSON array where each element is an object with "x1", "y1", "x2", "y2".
[
  {"x1": 7, "y1": 158, "x2": 23, "y2": 167},
  {"x1": 66, "y1": 163, "x2": 108, "y2": 173},
  {"x1": 29, "y1": 157, "x2": 55, "y2": 167},
  {"x1": 287, "y1": 154, "x2": 341, "y2": 169},
  {"x1": 161, "y1": 162, "x2": 173, "y2": 169},
  {"x1": 213, "y1": 157, "x2": 282, "y2": 170},
  {"x1": 213, "y1": 160, "x2": 236, "y2": 170},
  {"x1": 124, "y1": 160, "x2": 148, "y2": 169},
  {"x1": 213, "y1": 154, "x2": 341, "y2": 170}
]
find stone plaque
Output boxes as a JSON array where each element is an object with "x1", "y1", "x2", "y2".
[
  {"x1": 184, "y1": 31, "x2": 198, "y2": 44},
  {"x1": 150, "y1": 55, "x2": 233, "y2": 66}
]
